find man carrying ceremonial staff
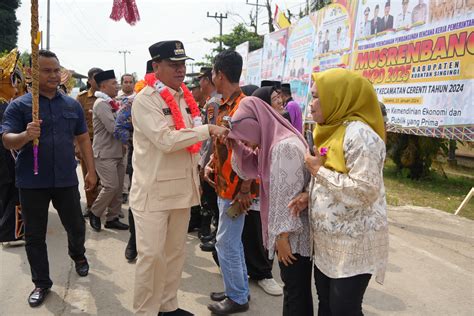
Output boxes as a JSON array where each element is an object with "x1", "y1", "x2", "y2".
[
  {"x1": 130, "y1": 40, "x2": 228, "y2": 316},
  {"x1": 1, "y1": 50, "x2": 95, "y2": 308}
]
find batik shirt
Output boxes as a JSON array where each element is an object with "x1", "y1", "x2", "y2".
[{"x1": 310, "y1": 121, "x2": 389, "y2": 284}]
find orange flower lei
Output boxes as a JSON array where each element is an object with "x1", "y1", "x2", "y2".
[{"x1": 159, "y1": 82, "x2": 202, "y2": 154}]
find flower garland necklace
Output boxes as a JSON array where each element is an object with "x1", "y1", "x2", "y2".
[
  {"x1": 155, "y1": 81, "x2": 202, "y2": 154},
  {"x1": 94, "y1": 91, "x2": 120, "y2": 112}
]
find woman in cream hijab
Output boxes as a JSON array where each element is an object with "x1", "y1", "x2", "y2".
[{"x1": 290, "y1": 68, "x2": 389, "y2": 316}]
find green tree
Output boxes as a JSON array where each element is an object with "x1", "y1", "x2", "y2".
[
  {"x1": 387, "y1": 133, "x2": 449, "y2": 180},
  {"x1": 19, "y1": 50, "x2": 30, "y2": 67},
  {"x1": 310, "y1": 0, "x2": 332, "y2": 12},
  {"x1": 203, "y1": 23, "x2": 263, "y2": 63},
  {"x1": 0, "y1": 0, "x2": 21, "y2": 53}
]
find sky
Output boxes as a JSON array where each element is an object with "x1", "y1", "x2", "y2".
[{"x1": 16, "y1": 0, "x2": 306, "y2": 79}]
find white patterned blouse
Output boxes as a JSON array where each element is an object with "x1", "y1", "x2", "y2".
[{"x1": 310, "y1": 121, "x2": 389, "y2": 284}]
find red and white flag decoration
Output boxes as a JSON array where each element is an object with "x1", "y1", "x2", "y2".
[{"x1": 273, "y1": 4, "x2": 291, "y2": 29}]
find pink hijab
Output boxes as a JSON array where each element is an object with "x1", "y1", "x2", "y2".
[{"x1": 228, "y1": 96, "x2": 307, "y2": 247}]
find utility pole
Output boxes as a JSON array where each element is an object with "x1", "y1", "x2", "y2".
[
  {"x1": 246, "y1": 0, "x2": 266, "y2": 34},
  {"x1": 46, "y1": 0, "x2": 50, "y2": 50},
  {"x1": 206, "y1": 12, "x2": 228, "y2": 51},
  {"x1": 118, "y1": 50, "x2": 131, "y2": 74}
]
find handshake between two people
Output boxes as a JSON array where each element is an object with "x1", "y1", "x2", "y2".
[{"x1": 208, "y1": 124, "x2": 229, "y2": 142}]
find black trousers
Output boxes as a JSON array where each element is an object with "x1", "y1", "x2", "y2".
[
  {"x1": 19, "y1": 186, "x2": 86, "y2": 288},
  {"x1": 314, "y1": 266, "x2": 371, "y2": 316},
  {"x1": 0, "y1": 182, "x2": 20, "y2": 242},
  {"x1": 279, "y1": 254, "x2": 313, "y2": 316},
  {"x1": 201, "y1": 180, "x2": 218, "y2": 218},
  {"x1": 242, "y1": 210, "x2": 273, "y2": 280}
]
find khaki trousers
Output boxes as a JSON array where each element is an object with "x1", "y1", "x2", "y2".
[
  {"x1": 91, "y1": 157, "x2": 124, "y2": 221},
  {"x1": 132, "y1": 208, "x2": 191, "y2": 315},
  {"x1": 79, "y1": 156, "x2": 99, "y2": 208}
]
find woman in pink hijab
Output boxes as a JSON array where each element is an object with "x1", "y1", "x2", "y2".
[{"x1": 227, "y1": 96, "x2": 314, "y2": 315}]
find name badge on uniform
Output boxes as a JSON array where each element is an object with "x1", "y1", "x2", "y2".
[{"x1": 162, "y1": 108, "x2": 191, "y2": 115}]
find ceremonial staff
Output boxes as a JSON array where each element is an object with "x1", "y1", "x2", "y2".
[{"x1": 30, "y1": 0, "x2": 41, "y2": 175}]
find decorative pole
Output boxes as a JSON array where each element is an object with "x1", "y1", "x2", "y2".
[{"x1": 31, "y1": 0, "x2": 41, "y2": 175}]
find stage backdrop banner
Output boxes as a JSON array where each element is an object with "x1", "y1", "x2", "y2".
[
  {"x1": 236, "y1": 41, "x2": 250, "y2": 86},
  {"x1": 282, "y1": 15, "x2": 316, "y2": 110},
  {"x1": 261, "y1": 28, "x2": 289, "y2": 81},
  {"x1": 246, "y1": 48, "x2": 263, "y2": 86},
  {"x1": 352, "y1": 0, "x2": 474, "y2": 141}
]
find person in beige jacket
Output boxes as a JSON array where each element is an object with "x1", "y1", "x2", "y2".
[
  {"x1": 129, "y1": 41, "x2": 228, "y2": 316},
  {"x1": 89, "y1": 70, "x2": 129, "y2": 232}
]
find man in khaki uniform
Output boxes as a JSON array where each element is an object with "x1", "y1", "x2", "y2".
[
  {"x1": 76, "y1": 67, "x2": 102, "y2": 217},
  {"x1": 89, "y1": 70, "x2": 129, "y2": 232},
  {"x1": 130, "y1": 41, "x2": 228, "y2": 316}
]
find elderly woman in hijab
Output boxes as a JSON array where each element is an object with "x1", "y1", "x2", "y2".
[
  {"x1": 227, "y1": 96, "x2": 314, "y2": 316},
  {"x1": 289, "y1": 68, "x2": 389, "y2": 316},
  {"x1": 252, "y1": 86, "x2": 292, "y2": 123}
]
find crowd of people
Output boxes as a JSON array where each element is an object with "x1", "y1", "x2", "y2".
[{"x1": 0, "y1": 40, "x2": 389, "y2": 316}]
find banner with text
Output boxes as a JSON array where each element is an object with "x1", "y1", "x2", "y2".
[
  {"x1": 352, "y1": 0, "x2": 474, "y2": 141},
  {"x1": 305, "y1": 0, "x2": 359, "y2": 120},
  {"x1": 261, "y1": 28, "x2": 289, "y2": 81},
  {"x1": 283, "y1": 16, "x2": 316, "y2": 110},
  {"x1": 246, "y1": 48, "x2": 263, "y2": 86},
  {"x1": 236, "y1": 41, "x2": 250, "y2": 86}
]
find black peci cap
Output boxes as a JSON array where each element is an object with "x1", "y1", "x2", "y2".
[
  {"x1": 281, "y1": 83, "x2": 291, "y2": 94},
  {"x1": 260, "y1": 80, "x2": 281, "y2": 90},
  {"x1": 146, "y1": 60, "x2": 153, "y2": 74},
  {"x1": 261, "y1": 80, "x2": 274, "y2": 87},
  {"x1": 273, "y1": 81, "x2": 282, "y2": 90},
  {"x1": 94, "y1": 70, "x2": 116, "y2": 85},
  {"x1": 148, "y1": 40, "x2": 194, "y2": 61}
]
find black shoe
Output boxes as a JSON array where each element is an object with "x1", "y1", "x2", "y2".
[
  {"x1": 188, "y1": 206, "x2": 201, "y2": 232},
  {"x1": 28, "y1": 287, "x2": 50, "y2": 307},
  {"x1": 74, "y1": 258, "x2": 89, "y2": 277},
  {"x1": 210, "y1": 292, "x2": 251, "y2": 302},
  {"x1": 125, "y1": 239, "x2": 137, "y2": 261},
  {"x1": 122, "y1": 193, "x2": 128, "y2": 204},
  {"x1": 83, "y1": 207, "x2": 92, "y2": 218},
  {"x1": 200, "y1": 233, "x2": 215, "y2": 243},
  {"x1": 207, "y1": 298, "x2": 249, "y2": 314},
  {"x1": 158, "y1": 308, "x2": 194, "y2": 316},
  {"x1": 89, "y1": 213, "x2": 101, "y2": 232},
  {"x1": 105, "y1": 218, "x2": 129, "y2": 230},
  {"x1": 199, "y1": 239, "x2": 216, "y2": 252},
  {"x1": 210, "y1": 291, "x2": 226, "y2": 302}
]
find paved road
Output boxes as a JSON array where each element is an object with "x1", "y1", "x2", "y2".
[{"x1": 1, "y1": 189, "x2": 473, "y2": 315}]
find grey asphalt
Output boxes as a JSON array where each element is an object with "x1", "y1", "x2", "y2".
[{"x1": 1, "y1": 183, "x2": 473, "y2": 315}]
